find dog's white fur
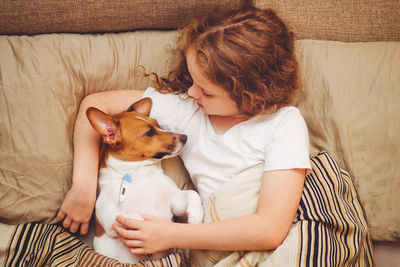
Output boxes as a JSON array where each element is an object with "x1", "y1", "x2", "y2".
[{"x1": 93, "y1": 155, "x2": 204, "y2": 264}]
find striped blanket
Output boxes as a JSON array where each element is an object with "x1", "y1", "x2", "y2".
[
  {"x1": 0, "y1": 152, "x2": 373, "y2": 266},
  {"x1": 0, "y1": 222, "x2": 183, "y2": 266},
  {"x1": 189, "y1": 152, "x2": 374, "y2": 266}
]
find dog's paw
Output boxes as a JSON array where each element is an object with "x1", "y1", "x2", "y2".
[
  {"x1": 186, "y1": 191, "x2": 204, "y2": 224},
  {"x1": 171, "y1": 190, "x2": 204, "y2": 224},
  {"x1": 187, "y1": 204, "x2": 204, "y2": 224}
]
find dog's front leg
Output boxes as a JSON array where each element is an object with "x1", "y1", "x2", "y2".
[{"x1": 171, "y1": 190, "x2": 204, "y2": 224}]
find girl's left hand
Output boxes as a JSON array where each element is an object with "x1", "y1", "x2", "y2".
[{"x1": 112, "y1": 214, "x2": 175, "y2": 255}]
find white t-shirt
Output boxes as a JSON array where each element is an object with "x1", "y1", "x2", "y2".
[{"x1": 143, "y1": 87, "x2": 311, "y2": 200}]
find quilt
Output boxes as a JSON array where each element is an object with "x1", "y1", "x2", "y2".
[{"x1": 0, "y1": 152, "x2": 373, "y2": 266}]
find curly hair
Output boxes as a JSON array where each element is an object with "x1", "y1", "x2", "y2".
[{"x1": 153, "y1": 4, "x2": 299, "y2": 117}]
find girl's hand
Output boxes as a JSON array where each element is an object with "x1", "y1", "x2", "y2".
[
  {"x1": 113, "y1": 214, "x2": 176, "y2": 255},
  {"x1": 57, "y1": 184, "x2": 96, "y2": 235}
]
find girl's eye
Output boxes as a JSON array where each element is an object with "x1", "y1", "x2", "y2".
[
  {"x1": 143, "y1": 128, "x2": 156, "y2": 137},
  {"x1": 202, "y1": 90, "x2": 212, "y2": 97}
]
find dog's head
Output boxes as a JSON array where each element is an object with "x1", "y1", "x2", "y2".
[{"x1": 86, "y1": 97, "x2": 187, "y2": 162}]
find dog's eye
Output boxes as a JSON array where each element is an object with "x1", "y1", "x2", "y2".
[
  {"x1": 127, "y1": 107, "x2": 135, "y2": 112},
  {"x1": 143, "y1": 128, "x2": 156, "y2": 137}
]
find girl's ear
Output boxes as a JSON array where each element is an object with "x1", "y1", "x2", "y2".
[
  {"x1": 127, "y1": 97, "x2": 152, "y2": 116},
  {"x1": 86, "y1": 107, "x2": 122, "y2": 146}
]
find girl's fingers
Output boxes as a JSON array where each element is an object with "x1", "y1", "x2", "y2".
[
  {"x1": 115, "y1": 215, "x2": 142, "y2": 229},
  {"x1": 80, "y1": 222, "x2": 89, "y2": 235},
  {"x1": 130, "y1": 248, "x2": 148, "y2": 255},
  {"x1": 69, "y1": 222, "x2": 80, "y2": 233},
  {"x1": 113, "y1": 223, "x2": 140, "y2": 239},
  {"x1": 57, "y1": 210, "x2": 66, "y2": 221},
  {"x1": 119, "y1": 238, "x2": 143, "y2": 248},
  {"x1": 62, "y1": 216, "x2": 72, "y2": 228}
]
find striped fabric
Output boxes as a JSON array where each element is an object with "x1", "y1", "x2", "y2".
[
  {"x1": 1, "y1": 152, "x2": 373, "y2": 266},
  {"x1": 0, "y1": 222, "x2": 182, "y2": 266},
  {"x1": 80, "y1": 250, "x2": 183, "y2": 267},
  {"x1": 296, "y1": 152, "x2": 374, "y2": 266},
  {"x1": 1, "y1": 223, "x2": 91, "y2": 266},
  {"x1": 189, "y1": 151, "x2": 374, "y2": 266}
]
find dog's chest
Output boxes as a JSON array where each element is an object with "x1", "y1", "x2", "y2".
[
  {"x1": 123, "y1": 178, "x2": 173, "y2": 217},
  {"x1": 98, "y1": 163, "x2": 177, "y2": 220}
]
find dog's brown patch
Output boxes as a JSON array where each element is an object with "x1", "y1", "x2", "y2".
[
  {"x1": 87, "y1": 98, "x2": 186, "y2": 166},
  {"x1": 95, "y1": 216, "x2": 105, "y2": 237}
]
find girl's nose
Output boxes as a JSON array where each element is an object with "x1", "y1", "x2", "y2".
[{"x1": 187, "y1": 85, "x2": 200, "y2": 99}]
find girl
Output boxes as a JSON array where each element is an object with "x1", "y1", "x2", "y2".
[{"x1": 57, "y1": 4, "x2": 311, "y2": 255}]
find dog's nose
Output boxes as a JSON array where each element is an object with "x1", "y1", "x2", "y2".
[{"x1": 179, "y1": 134, "x2": 187, "y2": 144}]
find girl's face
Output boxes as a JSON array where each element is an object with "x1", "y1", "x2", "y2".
[{"x1": 186, "y1": 50, "x2": 243, "y2": 118}]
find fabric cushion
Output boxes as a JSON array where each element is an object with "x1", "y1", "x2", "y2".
[
  {"x1": 0, "y1": 0, "x2": 241, "y2": 35},
  {"x1": 296, "y1": 40, "x2": 400, "y2": 240},
  {"x1": 2, "y1": 0, "x2": 399, "y2": 42},
  {"x1": 254, "y1": 0, "x2": 400, "y2": 42},
  {"x1": 0, "y1": 32, "x2": 399, "y2": 241},
  {"x1": 0, "y1": 31, "x2": 179, "y2": 225}
]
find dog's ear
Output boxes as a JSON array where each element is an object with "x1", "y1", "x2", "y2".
[
  {"x1": 86, "y1": 107, "x2": 122, "y2": 146},
  {"x1": 127, "y1": 97, "x2": 152, "y2": 116}
]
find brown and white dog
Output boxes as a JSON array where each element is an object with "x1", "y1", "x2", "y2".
[{"x1": 86, "y1": 97, "x2": 203, "y2": 264}]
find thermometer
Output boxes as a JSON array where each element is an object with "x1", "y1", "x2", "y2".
[{"x1": 119, "y1": 172, "x2": 132, "y2": 209}]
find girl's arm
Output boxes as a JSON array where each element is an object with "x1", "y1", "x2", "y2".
[
  {"x1": 57, "y1": 89, "x2": 144, "y2": 235},
  {"x1": 113, "y1": 168, "x2": 306, "y2": 252}
]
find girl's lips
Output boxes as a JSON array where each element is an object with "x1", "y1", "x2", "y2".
[{"x1": 197, "y1": 102, "x2": 204, "y2": 108}]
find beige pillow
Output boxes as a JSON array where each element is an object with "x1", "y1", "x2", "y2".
[
  {"x1": 1, "y1": 32, "x2": 399, "y2": 242},
  {"x1": 296, "y1": 40, "x2": 400, "y2": 240},
  {"x1": 0, "y1": 31, "x2": 180, "y2": 224}
]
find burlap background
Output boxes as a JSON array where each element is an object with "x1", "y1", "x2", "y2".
[
  {"x1": 254, "y1": 0, "x2": 400, "y2": 42},
  {"x1": 0, "y1": 0, "x2": 242, "y2": 35},
  {"x1": 1, "y1": 0, "x2": 399, "y2": 42}
]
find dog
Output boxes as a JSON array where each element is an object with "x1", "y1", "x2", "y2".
[{"x1": 86, "y1": 97, "x2": 204, "y2": 264}]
